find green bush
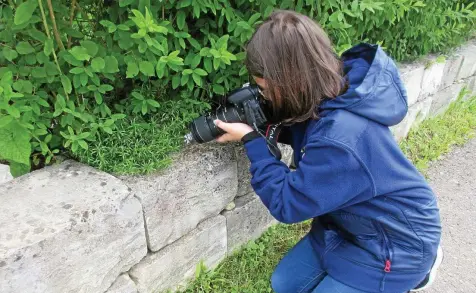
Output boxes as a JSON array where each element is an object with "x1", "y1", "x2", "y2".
[{"x1": 0, "y1": 0, "x2": 474, "y2": 176}]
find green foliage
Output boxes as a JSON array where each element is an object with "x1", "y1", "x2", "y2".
[
  {"x1": 74, "y1": 96, "x2": 210, "y2": 175},
  {"x1": 0, "y1": 0, "x2": 474, "y2": 176}
]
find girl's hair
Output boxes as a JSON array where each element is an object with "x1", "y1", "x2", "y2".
[{"x1": 245, "y1": 10, "x2": 343, "y2": 123}]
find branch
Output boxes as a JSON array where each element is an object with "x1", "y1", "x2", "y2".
[
  {"x1": 67, "y1": 0, "x2": 77, "y2": 49},
  {"x1": 46, "y1": 0, "x2": 66, "y2": 51}
]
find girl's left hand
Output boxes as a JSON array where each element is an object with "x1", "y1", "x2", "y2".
[{"x1": 214, "y1": 120, "x2": 254, "y2": 143}]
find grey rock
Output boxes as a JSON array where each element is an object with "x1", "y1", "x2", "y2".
[
  {"x1": 466, "y1": 76, "x2": 476, "y2": 98},
  {"x1": 122, "y1": 143, "x2": 237, "y2": 252},
  {"x1": 399, "y1": 62, "x2": 425, "y2": 106},
  {"x1": 0, "y1": 164, "x2": 13, "y2": 185},
  {"x1": 222, "y1": 193, "x2": 277, "y2": 253},
  {"x1": 391, "y1": 97, "x2": 432, "y2": 142},
  {"x1": 440, "y1": 55, "x2": 464, "y2": 90},
  {"x1": 106, "y1": 274, "x2": 138, "y2": 293},
  {"x1": 420, "y1": 57, "x2": 447, "y2": 98},
  {"x1": 456, "y1": 40, "x2": 476, "y2": 80},
  {"x1": 129, "y1": 216, "x2": 227, "y2": 293},
  {"x1": 429, "y1": 82, "x2": 465, "y2": 117},
  {"x1": 235, "y1": 145, "x2": 254, "y2": 197},
  {"x1": 0, "y1": 161, "x2": 147, "y2": 293}
]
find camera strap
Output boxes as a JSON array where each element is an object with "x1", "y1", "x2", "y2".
[{"x1": 264, "y1": 123, "x2": 283, "y2": 160}]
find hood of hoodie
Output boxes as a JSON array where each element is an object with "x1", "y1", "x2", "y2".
[{"x1": 320, "y1": 43, "x2": 408, "y2": 126}]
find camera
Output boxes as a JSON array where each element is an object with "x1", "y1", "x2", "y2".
[{"x1": 186, "y1": 83, "x2": 270, "y2": 144}]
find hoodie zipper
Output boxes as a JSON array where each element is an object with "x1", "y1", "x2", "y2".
[{"x1": 377, "y1": 223, "x2": 393, "y2": 292}]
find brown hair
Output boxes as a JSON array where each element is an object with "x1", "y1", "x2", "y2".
[{"x1": 245, "y1": 10, "x2": 343, "y2": 123}]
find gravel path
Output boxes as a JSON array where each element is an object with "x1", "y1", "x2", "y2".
[{"x1": 425, "y1": 138, "x2": 476, "y2": 293}]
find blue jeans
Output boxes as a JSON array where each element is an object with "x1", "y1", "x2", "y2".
[{"x1": 271, "y1": 234, "x2": 371, "y2": 293}]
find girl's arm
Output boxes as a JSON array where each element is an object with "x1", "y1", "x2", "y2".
[{"x1": 245, "y1": 136, "x2": 375, "y2": 223}]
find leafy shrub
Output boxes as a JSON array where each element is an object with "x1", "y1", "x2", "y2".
[{"x1": 0, "y1": 0, "x2": 474, "y2": 176}]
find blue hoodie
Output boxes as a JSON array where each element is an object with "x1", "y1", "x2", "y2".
[{"x1": 244, "y1": 44, "x2": 442, "y2": 293}]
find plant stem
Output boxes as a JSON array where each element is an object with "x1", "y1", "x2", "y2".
[
  {"x1": 38, "y1": 0, "x2": 69, "y2": 100},
  {"x1": 67, "y1": 0, "x2": 78, "y2": 49},
  {"x1": 46, "y1": 0, "x2": 66, "y2": 51}
]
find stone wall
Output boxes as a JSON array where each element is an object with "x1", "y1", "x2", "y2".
[{"x1": 1, "y1": 39, "x2": 475, "y2": 293}]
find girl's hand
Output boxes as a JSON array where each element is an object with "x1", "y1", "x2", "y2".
[{"x1": 214, "y1": 120, "x2": 254, "y2": 143}]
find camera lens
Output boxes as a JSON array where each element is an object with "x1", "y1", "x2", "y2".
[{"x1": 189, "y1": 106, "x2": 244, "y2": 143}]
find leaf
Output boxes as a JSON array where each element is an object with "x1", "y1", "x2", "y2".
[
  {"x1": 104, "y1": 56, "x2": 119, "y2": 73},
  {"x1": 9, "y1": 161, "x2": 30, "y2": 177},
  {"x1": 119, "y1": 0, "x2": 135, "y2": 7},
  {"x1": 182, "y1": 69, "x2": 193, "y2": 75},
  {"x1": 194, "y1": 68, "x2": 207, "y2": 76},
  {"x1": 172, "y1": 75, "x2": 180, "y2": 89},
  {"x1": 139, "y1": 61, "x2": 155, "y2": 76},
  {"x1": 70, "y1": 46, "x2": 90, "y2": 61},
  {"x1": 147, "y1": 99, "x2": 160, "y2": 108},
  {"x1": 188, "y1": 38, "x2": 201, "y2": 50},
  {"x1": 64, "y1": 27, "x2": 84, "y2": 38},
  {"x1": 14, "y1": 0, "x2": 38, "y2": 25},
  {"x1": 248, "y1": 13, "x2": 261, "y2": 25},
  {"x1": 0, "y1": 116, "x2": 13, "y2": 128},
  {"x1": 181, "y1": 74, "x2": 189, "y2": 86},
  {"x1": 70, "y1": 67, "x2": 84, "y2": 74},
  {"x1": 192, "y1": 73, "x2": 202, "y2": 86},
  {"x1": 0, "y1": 120, "x2": 31, "y2": 166},
  {"x1": 91, "y1": 57, "x2": 105, "y2": 71},
  {"x1": 3, "y1": 47, "x2": 18, "y2": 61},
  {"x1": 80, "y1": 40, "x2": 98, "y2": 57},
  {"x1": 44, "y1": 39, "x2": 53, "y2": 56},
  {"x1": 80, "y1": 73, "x2": 88, "y2": 86},
  {"x1": 94, "y1": 92, "x2": 103, "y2": 104},
  {"x1": 99, "y1": 84, "x2": 114, "y2": 93},
  {"x1": 61, "y1": 75, "x2": 72, "y2": 94},
  {"x1": 31, "y1": 67, "x2": 46, "y2": 78},
  {"x1": 213, "y1": 84, "x2": 225, "y2": 95},
  {"x1": 100, "y1": 20, "x2": 117, "y2": 33},
  {"x1": 126, "y1": 62, "x2": 139, "y2": 78},
  {"x1": 78, "y1": 140, "x2": 88, "y2": 150},
  {"x1": 177, "y1": 10, "x2": 186, "y2": 30},
  {"x1": 191, "y1": 54, "x2": 201, "y2": 68},
  {"x1": 16, "y1": 41, "x2": 35, "y2": 55}
]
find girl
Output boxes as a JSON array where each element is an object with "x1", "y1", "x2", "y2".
[{"x1": 214, "y1": 10, "x2": 442, "y2": 293}]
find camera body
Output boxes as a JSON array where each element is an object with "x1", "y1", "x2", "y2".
[{"x1": 188, "y1": 83, "x2": 269, "y2": 143}]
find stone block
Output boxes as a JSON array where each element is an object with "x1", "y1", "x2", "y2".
[
  {"x1": 222, "y1": 193, "x2": 276, "y2": 253},
  {"x1": 399, "y1": 62, "x2": 425, "y2": 106},
  {"x1": 0, "y1": 164, "x2": 13, "y2": 185},
  {"x1": 429, "y1": 82, "x2": 465, "y2": 117},
  {"x1": 0, "y1": 161, "x2": 147, "y2": 293},
  {"x1": 235, "y1": 145, "x2": 253, "y2": 197},
  {"x1": 467, "y1": 76, "x2": 476, "y2": 98},
  {"x1": 391, "y1": 97, "x2": 432, "y2": 142},
  {"x1": 129, "y1": 216, "x2": 227, "y2": 293},
  {"x1": 106, "y1": 274, "x2": 138, "y2": 293},
  {"x1": 420, "y1": 57, "x2": 446, "y2": 98},
  {"x1": 457, "y1": 41, "x2": 476, "y2": 80},
  {"x1": 440, "y1": 55, "x2": 464, "y2": 89},
  {"x1": 121, "y1": 143, "x2": 237, "y2": 252}
]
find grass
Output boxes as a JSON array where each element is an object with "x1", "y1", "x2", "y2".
[
  {"x1": 400, "y1": 90, "x2": 476, "y2": 174},
  {"x1": 173, "y1": 91, "x2": 476, "y2": 293},
  {"x1": 74, "y1": 98, "x2": 210, "y2": 175}
]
